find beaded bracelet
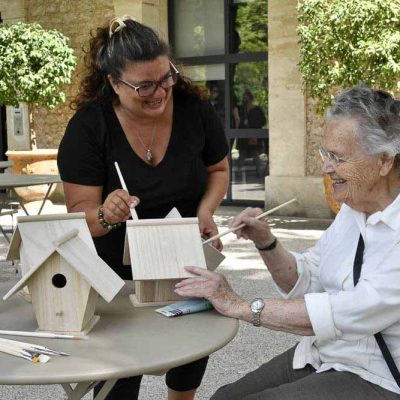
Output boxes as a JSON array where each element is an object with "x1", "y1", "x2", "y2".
[
  {"x1": 255, "y1": 237, "x2": 278, "y2": 252},
  {"x1": 98, "y1": 206, "x2": 121, "y2": 231}
]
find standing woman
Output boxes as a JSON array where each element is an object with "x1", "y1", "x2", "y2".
[{"x1": 57, "y1": 16, "x2": 229, "y2": 400}]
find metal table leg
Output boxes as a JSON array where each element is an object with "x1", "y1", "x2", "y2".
[
  {"x1": 38, "y1": 183, "x2": 54, "y2": 215},
  {"x1": 61, "y1": 379, "x2": 117, "y2": 400}
]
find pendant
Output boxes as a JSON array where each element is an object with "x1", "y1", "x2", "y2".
[{"x1": 146, "y1": 149, "x2": 153, "y2": 161}]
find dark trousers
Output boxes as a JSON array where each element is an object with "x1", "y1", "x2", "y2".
[
  {"x1": 94, "y1": 356, "x2": 208, "y2": 399},
  {"x1": 211, "y1": 346, "x2": 400, "y2": 400}
]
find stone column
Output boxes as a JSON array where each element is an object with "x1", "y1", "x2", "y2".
[
  {"x1": 113, "y1": 0, "x2": 168, "y2": 40},
  {"x1": 267, "y1": 0, "x2": 331, "y2": 218},
  {"x1": 0, "y1": 0, "x2": 26, "y2": 23}
]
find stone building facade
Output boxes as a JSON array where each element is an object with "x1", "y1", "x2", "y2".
[
  {"x1": 0, "y1": 0, "x2": 332, "y2": 217},
  {"x1": 0, "y1": 0, "x2": 167, "y2": 148}
]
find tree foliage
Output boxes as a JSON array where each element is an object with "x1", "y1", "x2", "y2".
[
  {"x1": 234, "y1": 0, "x2": 268, "y2": 110},
  {"x1": 298, "y1": 0, "x2": 400, "y2": 112},
  {"x1": 237, "y1": 1, "x2": 268, "y2": 53},
  {"x1": 0, "y1": 22, "x2": 76, "y2": 108}
]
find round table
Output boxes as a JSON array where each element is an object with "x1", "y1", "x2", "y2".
[{"x1": 0, "y1": 281, "x2": 238, "y2": 399}]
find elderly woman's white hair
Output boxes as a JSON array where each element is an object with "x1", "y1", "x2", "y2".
[{"x1": 326, "y1": 84, "x2": 400, "y2": 165}]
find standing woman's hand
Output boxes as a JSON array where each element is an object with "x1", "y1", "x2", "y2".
[
  {"x1": 102, "y1": 189, "x2": 140, "y2": 225},
  {"x1": 197, "y1": 208, "x2": 223, "y2": 251}
]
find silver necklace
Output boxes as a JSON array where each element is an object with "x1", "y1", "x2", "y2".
[{"x1": 135, "y1": 123, "x2": 157, "y2": 162}]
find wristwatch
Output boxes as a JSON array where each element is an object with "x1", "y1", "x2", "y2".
[{"x1": 250, "y1": 298, "x2": 265, "y2": 327}]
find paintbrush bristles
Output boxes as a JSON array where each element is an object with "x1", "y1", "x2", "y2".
[{"x1": 0, "y1": 337, "x2": 67, "y2": 363}]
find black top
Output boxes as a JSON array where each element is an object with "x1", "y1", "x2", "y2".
[
  {"x1": 238, "y1": 105, "x2": 266, "y2": 129},
  {"x1": 58, "y1": 91, "x2": 228, "y2": 279}
]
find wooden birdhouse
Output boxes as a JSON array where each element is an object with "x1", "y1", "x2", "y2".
[
  {"x1": 124, "y1": 208, "x2": 224, "y2": 307},
  {"x1": 3, "y1": 213, "x2": 125, "y2": 336}
]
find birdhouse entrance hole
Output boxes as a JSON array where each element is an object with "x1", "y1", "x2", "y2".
[{"x1": 52, "y1": 273, "x2": 67, "y2": 288}]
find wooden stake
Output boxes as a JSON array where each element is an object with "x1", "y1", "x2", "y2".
[
  {"x1": 202, "y1": 198, "x2": 297, "y2": 245},
  {"x1": 114, "y1": 162, "x2": 138, "y2": 220}
]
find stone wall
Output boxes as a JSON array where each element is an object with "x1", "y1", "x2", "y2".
[
  {"x1": 14, "y1": 0, "x2": 168, "y2": 149},
  {"x1": 0, "y1": 0, "x2": 26, "y2": 23},
  {"x1": 25, "y1": 0, "x2": 115, "y2": 148},
  {"x1": 305, "y1": 97, "x2": 324, "y2": 176}
]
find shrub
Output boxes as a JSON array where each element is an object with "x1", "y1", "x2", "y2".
[
  {"x1": 0, "y1": 22, "x2": 76, "y2": 108},
  {"x1": 298, "y1": 0, "x2": 400, "y2": 112}
]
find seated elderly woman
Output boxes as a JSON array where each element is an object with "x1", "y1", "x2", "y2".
[{"x1": 175, "y1": 85, "x2": 400, "y2": 400}]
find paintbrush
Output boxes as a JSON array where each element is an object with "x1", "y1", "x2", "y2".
[
  {"x1": 202, "y1": 198, "x2": 297, "y2": 245},
  {"x1": 0, "y1": 337, "x2": 69, "y2": 356},
  {"x1": 114, "y1": 161, "x2": 139, "y2": 220},
  {"x1": 0, "y1": 329, "x2": 86, "y2": 340},
  {"x1": 0, "y1": 342, "x2": 50, "y2": 363}
]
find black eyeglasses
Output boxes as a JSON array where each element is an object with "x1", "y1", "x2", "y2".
[{"x1": 118, "y1": 62, "x2": 179, "y2": 97}]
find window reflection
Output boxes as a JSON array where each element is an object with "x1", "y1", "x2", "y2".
[
  {"x1": 171, "y1": 0, "x2": 268, "y2": 204},
  {"x1": 231, "y1": 0, "x2": 268, "y2": 54},
  {"x1": 182, "y1": 64, "x2": 225, "y2": 127},
  {"x1": 232, "y1": 61, "x2": 268, "y2": 128},
  {"x1": 231, "y1": 59, "x2": 269, "y2": 201},
  {"x1": 173, "y1": 0, "x2": 224, "y2": 57}
]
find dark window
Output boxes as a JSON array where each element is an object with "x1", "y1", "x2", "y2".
[{"x1": 170, "y1": 0, "x2": 268, "y2": 205}]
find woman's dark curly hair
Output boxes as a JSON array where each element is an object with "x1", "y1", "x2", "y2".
[{"x1": 72, "y1": 17, "x2": 207, "y2": 109}]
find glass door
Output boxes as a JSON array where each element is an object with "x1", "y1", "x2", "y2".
[{"x1": 170, "y1": 0, "x2": 268, "y2": 205}]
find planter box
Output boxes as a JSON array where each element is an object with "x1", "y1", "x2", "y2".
[{"x1": 6, "y1": 149, "x2": 58, "y2": 173}]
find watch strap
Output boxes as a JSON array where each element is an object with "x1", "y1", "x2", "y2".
[
  {"x1": 252, "y1": 310, "x2": 262, "y2": 327},
  {"x1": 251, "y1": 298, "x2": 265, "y2": 327},
  {"x1": 255, "y1": 237, "x2": 278, "y2": 252}
]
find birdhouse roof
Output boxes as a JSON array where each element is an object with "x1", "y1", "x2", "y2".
[
  {"x1": 4, "y1": 213, "x2": 124, "y2": 302},
  {"x1": 7, "y1": 212, "x2": 93, "y2": 263}
]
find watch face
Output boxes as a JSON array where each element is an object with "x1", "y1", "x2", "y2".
[{"x1": 251, "y1": 299, "x2": 264, "y2": 312}]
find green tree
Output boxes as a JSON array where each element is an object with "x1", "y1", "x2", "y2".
[
  {"x1": 298, "y1": 0, "x2": 400, "y2": 112},
  {"x1": 0, "y1": 22, "x2": 76, "y2": 108}
]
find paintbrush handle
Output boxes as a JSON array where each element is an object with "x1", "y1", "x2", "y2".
[
  {"x1": 0, "y1": 337, "x2": 33, "y2": 350},
  {"x1": 0, "y1": 343, "x2": 31, "y2": 361},
  {"x1": 114, "y1": 162, "x2": 138, "y2": 220},
  {"x1": 202, "y1": 198, "x2": 297, "y2": 245},
  {"x1": 0, "y1": 330, "x2": 84, "y2": 340}
]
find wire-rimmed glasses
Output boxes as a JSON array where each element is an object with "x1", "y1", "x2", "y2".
[
  {"x1": 319, "y1": 147, "x2": 350, "y2": 166},
  {"x1": 117, "y1": 62, "x2": 179, "y2": 97}
]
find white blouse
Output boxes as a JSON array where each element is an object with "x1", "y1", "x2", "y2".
[{"x1": 281, "y1": 195, "x2": 400, "y2": 394}]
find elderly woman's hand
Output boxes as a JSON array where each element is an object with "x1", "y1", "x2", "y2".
[
  {"x1": 229, "y1": 207, "x2": 275, "y2": 249},
  {"x1": 102, "y1": 189, "x2": 140, "y2": 224},
  {"x1": 174, "y1": 266, "x2": 247, "y2": 318}
]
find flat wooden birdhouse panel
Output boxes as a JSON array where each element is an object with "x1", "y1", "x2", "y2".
[
  {"x1": 126, "y1": 218, "x2": 206, "y2": 280},
  {"x1": 29, "y1": 252, "x2": 97, "y2": 333},
  {"x1": 134, "y1": 280, "x2": 182, "y2": 305}
]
